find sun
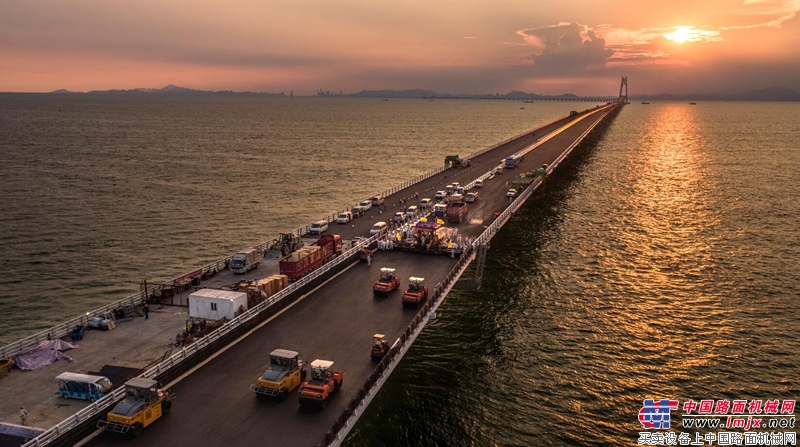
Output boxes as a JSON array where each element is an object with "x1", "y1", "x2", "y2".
[{"x1": 665, "y1": 26, "x2": 693, "y2": 43}]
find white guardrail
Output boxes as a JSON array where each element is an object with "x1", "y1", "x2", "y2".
[
  {"x1": 327, "y1": 103, "x2": 618, "y2": 447},
  {"x1": 14, "y1": 109, "x2": 602, "y2": 447}
]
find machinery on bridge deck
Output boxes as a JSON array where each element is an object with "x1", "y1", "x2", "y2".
[
  {"x1": 371, "y1": 334, "x2": 389, "y2": 361},
  {"x1": 250, "y1": 349, "x2": 307, "y2": 400},
  {"x1": 96, "y1": 378, "x2": 172, "y2": 437},
  {"x1": 298, "y1": 359, "x2": 343, "y2": 409},
  {"x1": 444, "y1": 155, "x2": 470, "y2": 168},
  {"x1": 402, "y1": 277, "x2": 429, "y2": 308},
  {"x1": 373, "y1": 268, "x2": 401, "y2": 297},
  {"x1": 268, "y1": 233, "x2": 304, "y2": 257}
]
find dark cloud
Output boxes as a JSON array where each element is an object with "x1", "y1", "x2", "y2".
[{"x1": 518, "y1": 22, "x2": 614, "y2": 76}]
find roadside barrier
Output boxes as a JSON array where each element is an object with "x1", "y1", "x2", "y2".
[{"x1": 320, "y1": 103, "x2": 620, "y2": 447}]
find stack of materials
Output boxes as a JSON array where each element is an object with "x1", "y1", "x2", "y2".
[{"x1": 246, "y1": 275, "x2": 289, "y2": 307}]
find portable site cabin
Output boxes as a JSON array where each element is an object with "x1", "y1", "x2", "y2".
[{"x1": 188, "y1": 289, "x2": 248, "y2": 320}]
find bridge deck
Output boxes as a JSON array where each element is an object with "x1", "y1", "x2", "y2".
[{"x1": 86, "y1": 107, "x2": 613, "y2": 447}]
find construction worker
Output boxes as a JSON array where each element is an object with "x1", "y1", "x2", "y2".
[{"x1": 19, "y1": 406, "x2": 28, "y2": 426}]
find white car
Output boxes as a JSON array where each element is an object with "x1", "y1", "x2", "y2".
[
  {"x1": 370, "y1": 221, "x2": 388, "y2": 236},
  {"x1": 495, "y1": 165, "x2": 504, "y2": 174},
  {"x1": 359, "y1": 200, "x2": 372, "y2": 211},
  {"x1": 336, "y1": 211, "x2": 352, "y2": 224},
  {"x1": 507, "y1": 189, "x2": 517, "y2": 198},
  {"x1": 419, "y1": 198, "x2": 433, "y2": 209},
  {"x1": 435, "y1": 191, "x2": 446, "y2": 201},
  {"x1": 474, "y1": 180, "x2": 483, "y2": 188},
  {"x1": 310, "y1": 220, "x2": 328, "y2": 234}
]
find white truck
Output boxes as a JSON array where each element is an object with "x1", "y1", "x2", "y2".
[{"x1": 230, "y1": 248, "x2": 261, "y2": 274}]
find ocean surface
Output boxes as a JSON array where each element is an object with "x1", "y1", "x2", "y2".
[
  {"x1": 2, "y1": 96, "x2": 799, "y2": 446},
  {"x1": 343, "y1": 102, "x2": 800, "y2": 446},
  {"x1": 0, "y1": 95, "x2": 588, "y2": 341}
]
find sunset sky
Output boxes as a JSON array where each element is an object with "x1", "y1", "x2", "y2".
[{"x1": 1, "y1": 0, "x2": 798, "y2": 95}]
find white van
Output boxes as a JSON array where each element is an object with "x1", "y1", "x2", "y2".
[
  {"x1": 406, "y1": 206, "x2": 418, "y2": 218},
  {"x1": 309, "y1": 220, "x2": 328, "y2": 235},
  {"x1": 369, "y1": 221, "x2": 388, "y2": 236},
  {"x1": 360, "y1": 200, "x2": 372, "y2": 211}
]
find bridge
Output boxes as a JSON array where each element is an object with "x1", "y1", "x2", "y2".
[{"x1": 4, "y1": 81, "x2": 627, "y2": 447}]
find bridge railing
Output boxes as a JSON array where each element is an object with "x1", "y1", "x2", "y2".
[
  {"x1": 21, "y1": 232, "x2": 383, "y2": 447},
  {"x1": 320, "y1": 103, "x2": 619, "y2": 447},
  {"x1": 12, "y1": 111, "x2": 602, "y2": 446}
]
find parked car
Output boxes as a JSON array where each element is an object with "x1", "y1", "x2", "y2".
[
  {"x1": 474, "y1": 179, "x2": 483, "y2": 188},
  {"x1": 370, "y1": 221, "x2": 388, "y2": 236},
  {"x1": 419, "y1": 198, "x2": 433, "y2": 209},
  {"x1": 371, "y1": 196, "x2": 385, "y2": 207},
  {"x1": 507, "y1": 189, "x2": 517, "y2": 198},
  {"x1": 337, "y1": 212, "x2": 352, "y2": 224},
  {"x1": 360, "y1": 200, "x2": 373, "y2": 211},
  {"x1": 351, "y1": 206, "x2": 364, "y2": 218},
  {"x1": 435, "y1": 191, "x2": 446, "y2": 201},
  {"x1": 310, "y1": 220, "x2": 329, "y2": 234}
]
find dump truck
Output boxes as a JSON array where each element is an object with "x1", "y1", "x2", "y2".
[
  {"x1": 269, "y1": 233, "x2": 303, "y2": 257},
  {"x1": 371, "y1": 334, "x2": 389, "y2": 361},
  {"x1": 402, "y1": 277, "x2": 429, "y2": 308},
  {"x1": 279, "y1": 234, "x2": 342, "y2": 281},
  {"x1": 250, "y1": 349, "x2": 306, "y2": 400},
  {"x1": 446, "y1": 202, "x2": 469, "y2": 224},
  {"x1": 373, "y1": 267, "x2": 401, "y2": 297},
  {"x1": 298, "y1": 359, "x2": 343, "y2": 409},
  {"x1": 97, "y1": 378, "x2": 172, "y2": 437},
  {"x1": 231, "y1": 248, "x2": 261, "y2": 274}
]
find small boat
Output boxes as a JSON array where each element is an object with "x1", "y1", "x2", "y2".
[
  {"x1": 689, "y1": 102, "x2": 697, "y2": 105},
  {"x1": 641, "y1": 102, "x2": 650, "y2": 104}
]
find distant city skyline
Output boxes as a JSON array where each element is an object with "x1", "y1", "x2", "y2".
[{"x1": 1, "y1": 1, "x2": 798, "y2": 95}]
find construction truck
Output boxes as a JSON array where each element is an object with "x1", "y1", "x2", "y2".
[
  {"x1": 402, "y1": 277, "x2": 429, "y2": 308},
  {"x1": 279, "y1": 234, "x2": 343, "y2": 281},
  {"x1": 298, "y1": 359, "x2": 343, "y2": 409},
  {"x1": 373, "y1": 267, "x2": 401, "y2": 297},
  {"x1": 446, "y1": 202, "x2": 469, "y2": 224},
  {"x1": 444, "y1": 155, "x2": 470, "y2": 168},
  {"x1": 371, "y1": 334, "x2": 389, "y2": 361},
  {"x1": 250, "y1": 349, "x2": 306, "y2": 400},
  {"x1": 230, "y1": 248, "x2": 261, "y2": 274},
  {"x1": 97, "y1": 378, "x2": 172, "y2": 437},
  {"x1": 269, "y1": 233, "x2": 304, "y2": 257}
]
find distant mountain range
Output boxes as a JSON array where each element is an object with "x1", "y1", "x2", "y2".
[
  {"x1": 49, "y1": 84, "x2": 287, "y2": 97},
  {"x1": 44, "y1": 85, "x2": 800, "y2": 101}
]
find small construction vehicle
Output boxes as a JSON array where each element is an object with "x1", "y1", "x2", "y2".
[
  {"x1": 402, "y1": 277, "x2": 429, "y2": 308},
  {"x1": 270, "y1": 233, "x2": 304, "y2": 257},
  {"x1": 371, "y1": 334, "x2": 390, "y2": 361},
  {"x1": 444, "y1": 155, "x2": 470, "y2": 168},
  {"x1": 97, "y1": 378, "x2": 172, "y2": 437},
  {"x1": 298, "y1": 359, "x2": 343, "y2": 409},
  {"x1": 373, "y1": 267, "x2": 401, "y2": 297},
  {"x1": 250, "y1": 349, "x2": 306, "y2": 400}
]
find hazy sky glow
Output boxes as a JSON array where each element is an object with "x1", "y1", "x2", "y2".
[{"x1": 1, "y1": 0, "x2": 798, "y2": 95}]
